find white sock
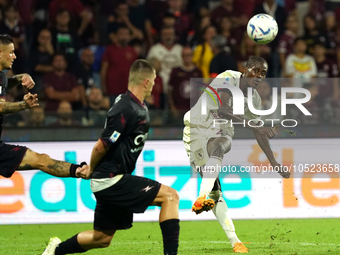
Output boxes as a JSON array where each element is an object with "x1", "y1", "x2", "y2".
[
  {"x1": 199, "y1": 157, "x2": 222, "y2": 197},
  {"x1": 209, "y1": 190, "x2": 241, "y2": 247}
]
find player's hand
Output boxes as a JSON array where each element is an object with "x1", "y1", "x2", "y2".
[
  {"x1": 21, "y1": 74, "x2": 35, "y2": 89},
  {"x1": 76, "y1": 164, "x2": 91, "y2": 179},
  {"x1": 23, "y1": 93, "x2": 39, "y2": 108},
  {"x1": 273, "y1": 163, "x2": 291, "y2": 179},
  {"x1": 254, "y1": 126, "x2": 277, "y2": 139}
]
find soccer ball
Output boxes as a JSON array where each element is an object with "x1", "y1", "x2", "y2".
[{"x1": 247, "y1": 14, "x2": 278, "y2": 44}]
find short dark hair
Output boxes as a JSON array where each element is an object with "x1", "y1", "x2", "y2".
[
  {"x1": 0, "y1": 34, "x2": 13, "y2": 46},
  {"x1": 245, "y1": 56, "x2": 267, "y2": 68},
  {"x1": 294, "y1": 37, "x2": 306, "y2": 45},
  {"x1": 52, "y1": 51, "x2": 67, "y2": 62},
  {"x1": 129, "y1": 59, "x2": 155, "y2": 85}
]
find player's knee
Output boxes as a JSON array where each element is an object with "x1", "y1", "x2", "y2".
[
  {"x1": 168, "y1": 187, "x2": 179, "y2": 204},
  {"x1": 161, "y1": 186, "x2": 179, "y2": 204},
  {"x1": 210, "y1": 139, "x2": 231, "y2": 156},
  {"x1": 94, "y1": 233, "x2": 113, "y2": 248},
  {"x1": 98, "y1": 237, "x2": 112, "y2": 248}
]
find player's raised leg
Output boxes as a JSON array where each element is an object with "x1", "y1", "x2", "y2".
[
  {"x1": 152, "y1": 184, "x2": 180, "y2": 255},
  {"x1": 192, "y1": 137, "x2": 231, "y2": 214},
  {"x1": 209, "y1": 182, "x2": 248, "y2": 253},
  {"x1": 17, "y1": 148, "x2": 87, "y2": 177}
]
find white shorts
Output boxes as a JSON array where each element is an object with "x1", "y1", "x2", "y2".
[{"x1": 183, "y1": 125, "x2": 233, "y2": 169}]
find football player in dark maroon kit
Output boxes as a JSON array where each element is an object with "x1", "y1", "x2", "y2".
[
  {"x1": 43, "y1": 59, "x2": 180, "y2": 255},
  {"x1": 0, "y1": 34, "x2": 88, "y2": 179}
]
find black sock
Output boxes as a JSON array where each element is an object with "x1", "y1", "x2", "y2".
[
  {"x1": 160, "y1": 219, "x2": 180, "y2": 255},
  {"x1": 55, "y1": 234, "x2": 86, "y2": 255}
]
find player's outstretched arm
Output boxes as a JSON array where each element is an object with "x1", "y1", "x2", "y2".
[
  {"x1": 253, "y1": 131, "x2": 290, "y2": 178},
  {"x1": 0, "y1": 92, "x2": 38, "y2": 114},
  {"x1": 7, "y1": 73, "x2": 35, "y2": 89},
  {"x1": 79, "y1": 139, "x2": 109, "y2": 179}
]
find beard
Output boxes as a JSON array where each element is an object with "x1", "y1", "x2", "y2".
[{"x1": 118, "y1": 39, "x2": 129, "y2": 47}]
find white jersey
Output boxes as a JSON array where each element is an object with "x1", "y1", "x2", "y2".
[
  {"x1": 183, "y1": 70, "x2": 262, "y2": 137},
  {"x1": 146, "y1": 43, "x2": 183, "y2": 91}
]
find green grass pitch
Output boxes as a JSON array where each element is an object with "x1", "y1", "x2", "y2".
[{"x1": 0, "y1": 219, "x2": 339, "y2": 254}]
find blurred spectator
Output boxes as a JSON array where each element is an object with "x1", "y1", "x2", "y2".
[
  {"x1": 108, "y1": 2, "x2": 143, "y2": 45},
  {"x1": 50, "y1": 9, "x2": 81, "y2": 68},
  {"x1": 101, "y1": 26, "x2": 138, "y2": 104},
  {"x1": 49, "y1": 100, "x2": 81, "y2": 127},
  {"x1": 27, "y1": 106, "x2": 47, "y2": 127},
  {"x1": 233, "y1": 0, "x2": 258, "y2": 19},
  {"x1": 73, "y1": 48, "x2": 95, "y2": 107},
  {"x1": 309, "y1": 0, "x2": 326, "y2": 23},
  {"x1": 284, "y1": 38, "x2": 317, "y2": 89},
  {"x1": 303, "y1": 14, "x2": 331, "y2": 55},
  {"x1": 323, "y1": 12, "x2": 337, "y2": 58},
  {"x1": 127, "y1": 0, "x2": 153, "y2": 45},
  {"x1": 168, "y1": 47, "x2": 202, "y2": 120},
  {"x1": 210, "y1": 35, "x2": 237, "y2": 78},
  {"x1": 295, "y1": 0, "x2": 311, "y2": 36},
  {"x1": 210, "y1": 0, "x2": 247, "y2": 29},
  {"x1": 83, "y1": 87, "x2": 110, "y2": 126},
  {"x1": 147, "y1": 26, "x2": 183, "y2": 93},
  {"x1": 49, "y1": 0, "x2": 93, "y2": 38},
  {"x1": 278, "y1": 14, "x2": 299, "y2": 76},
  {"x1": 43, "y1": 53, "x2": 80, "y2": 112},
  {"x1": 29, "y1": 29, "x2": 54, "y2": 98},
  {"x1": 217, "y1": 16, "x2": 241, "y2": 55},
  {"x1": 14, "y1": 0, "x2": 35, "y2": 49},
  {"x1": 146, "y1": 58, "x2": 164, "y2": 109},
  {"x1": 0, "y1": 5, "x2": 25, "y2": 73},
  {"x1": 192, "y1": 25, "x2": 216, "y2": 78},
  {"x1": 236, "y1": 32, "x2": 270, "y2": 73},
  {"x1": 314, "y1": 42, "x2": 339, "y2": 106},
  {"x1": 163, "y1": 0, "x2": 193, "y2": 45},
  {"x1": 188, "y1": 15, "x2": 211, "y2": 47}
]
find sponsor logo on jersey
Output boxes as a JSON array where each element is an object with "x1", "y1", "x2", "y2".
[
  {"x1": 109, "y1": 131, "x2": 121, "y2": 143},
  {"x1": 131, "y1": 146, "x2": 144, "y2": 153}
]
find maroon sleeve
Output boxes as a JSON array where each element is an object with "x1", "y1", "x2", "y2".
[
  {"x1": 71, "y1": 0, "x2": 85, "y2": 14},
  {"x1": 43, "y1": 73, "x2": 53, "y2": 89}
]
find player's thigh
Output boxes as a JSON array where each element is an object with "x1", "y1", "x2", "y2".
[
  {"x1": 207, "y1": 136, "x2": 232, "y2": 157},
  {"x1": 151, "y1": 184, "x2": 179, "y2": 206},
  {"x1": 17, "y1": 149, "x2": 44, "y2": 170}
]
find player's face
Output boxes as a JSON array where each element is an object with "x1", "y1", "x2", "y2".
[
  {"x1": 0, "y1": 43, "x2": 16, "y2": 70},
  {"x1": 244, "y1": 62, "x2": 268, "y2": 89},
  {"x1": 145, "y1": 71, "x2": 156, "y2": 97}
]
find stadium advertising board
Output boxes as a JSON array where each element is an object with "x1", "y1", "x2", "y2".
[{"x1": 0, "y1": 140, "x2": 339, "y2": 224}]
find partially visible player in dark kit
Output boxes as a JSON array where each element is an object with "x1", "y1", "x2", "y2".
[
  {"x1": 42, "y1": 59, "x2": 180, "y2": 255},
  {"x1": 0, "y1": 34, "x2": 88, "y2": 179}
]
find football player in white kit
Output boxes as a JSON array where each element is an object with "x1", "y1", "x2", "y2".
[{"x1": 183, "y1": 56, "x2": 290, "y2": 253}]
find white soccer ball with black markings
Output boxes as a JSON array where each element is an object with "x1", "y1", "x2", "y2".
[{"x1": 247, "y1": 14, "x2": 278, "y2": 44}]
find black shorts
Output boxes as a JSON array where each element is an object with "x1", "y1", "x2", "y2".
[
  {"x1": 0, "y1": 142, "x2": 28, "y2": 178},
  {"x1": 93, "y1": 174, "x2": 161, "y2": 231}
]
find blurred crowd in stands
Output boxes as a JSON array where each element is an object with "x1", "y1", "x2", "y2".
[{"x1": 3, "y1": 0, "x2": 340, "y2": 127}]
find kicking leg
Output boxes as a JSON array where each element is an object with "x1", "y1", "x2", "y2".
[
  {"x1": 17, "y1": 149, "x2": 87, "y2": 177},
  {"x1": 208, "y1": 177, "x2": 248, "y2": 253},
  {"x1": 152, "y1": 185, "x2": 180, "y2": 255},
  {"x1": 192, "y1": 137, "x2": 231, "y2": 214}
]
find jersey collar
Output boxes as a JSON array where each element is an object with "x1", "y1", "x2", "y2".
[{"x1": 127, "y1": 90, "x2": 145, "y2": 107}]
